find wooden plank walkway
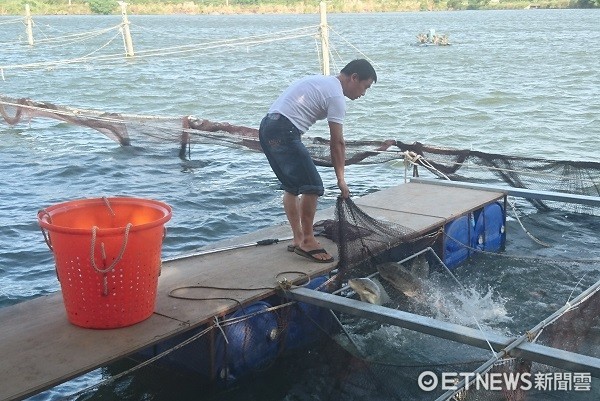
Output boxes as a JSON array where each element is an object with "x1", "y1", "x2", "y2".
[{"x1": 0, "y1": 181, "x2": 505, "y2": 401}]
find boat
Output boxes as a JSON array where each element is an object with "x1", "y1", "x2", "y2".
[{"x1": 416, "y1": 29, "x2": 451, "y2": 46}]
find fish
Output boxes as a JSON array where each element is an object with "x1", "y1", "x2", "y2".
[
  {"x1": 348, "y1": 277, "x2": 389, "y2": 305},
  {"x1": 376, "y1": 261, "x2": 424, "y2": 298}
]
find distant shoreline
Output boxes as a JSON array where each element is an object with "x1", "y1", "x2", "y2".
[{"x1": 0, "y1": 0, "x2": 584, "y2": 16}]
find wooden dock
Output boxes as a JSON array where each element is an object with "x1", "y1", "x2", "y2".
[{"x1": 0, "y1": 181, "x2": 505, "y2": 401}]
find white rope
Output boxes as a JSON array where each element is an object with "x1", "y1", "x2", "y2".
[
  {"x1": 131, "y1": 30, "x2": 316, "y2": 60},
  {"x1": 0, "y1": 17, "x2": 23, "y2": 26},
  {"x1": 402, "y1": 150, "x2": 453, "y2": 181},
  {"x1": 0, "y1": 26, "x2": 317, "y2": 72},
  {"x1": 507, "y1": 197, "x2": 551, "y2": 247},
  {"x1": 0, "y1": 30, "x2": 123, "y2": 70},
  {"x1": 32, "y1": 24, "x2": 121, "y2": 46},
  {"x1": 132, "y1": 22, "x2": 318, "y2": 46},
  {"x1": 90, "y1": 223, "x2": 132, "y2": 296},
  {"x1": 329, "y1": 26, "x2": 379, "y2": 69}
]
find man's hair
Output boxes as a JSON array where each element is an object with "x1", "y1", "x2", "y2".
[{"x1": 340, "y1": 59, "x2": 377, "y2": 83}]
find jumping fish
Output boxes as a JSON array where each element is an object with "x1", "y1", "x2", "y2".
[
  {"x1": 348, "y1": 278, "x2": 381, "y2": 305},
  {"x1": 348, "y1": 277, "x2": 390, "y2": 305},
  {"x1": 376, "y1": 261, "x2": 424, "y2": 298}
]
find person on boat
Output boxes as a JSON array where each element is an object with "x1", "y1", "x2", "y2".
[
  {"x1": 427, "y1": 28, "x2": 436, "y2": 43},
  {"x1": 258, "y1": 59, "x2": 377, "y2": 263}
]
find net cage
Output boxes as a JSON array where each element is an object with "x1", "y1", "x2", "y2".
[{"x1": 3, "y1": 95, "x2": 600, "y2": 399}]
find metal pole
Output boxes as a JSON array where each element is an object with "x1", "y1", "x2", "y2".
[
  {"x1": 25, "y1": 4, "x2": 34, "y2": 46},
  {"x1": 319, "y1": 1, "x2": 330, "y2": 75},
  {"x1": 163, "y1": 237, "x2": 293, "y2": 262},
  {"x1": 118, "y1": 1, "x2": 135, "y2": 57},
  {"x1": 410, "y1": 178, "x2": 600, "y2": 207},
  {"x1": 281, "y1": 287, "x2": 600, "y2": 377}
]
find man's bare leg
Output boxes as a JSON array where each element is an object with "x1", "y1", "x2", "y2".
[
  {"x1": 283, "y1": 191, "x2": 302, "y2": 248},
  {"x1": 298, "y1": 193, "x2": 332, "y2": 261}
]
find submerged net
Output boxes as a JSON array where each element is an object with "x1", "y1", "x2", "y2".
[
  {"x1": 533, "y1": 283, "x2": 600, "y2": 359},
  {"x1": 2, "y1": 94, "x2": 599, "y2": 216}
]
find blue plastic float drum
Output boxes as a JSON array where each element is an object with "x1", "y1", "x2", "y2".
[
  {"x1": 473, "y1": 201, "x2": 505, "y2": 252},
  {"x1": 279, "y1": 275, "x2": 336, "y2": 353},
  {"x1": 443, "y1": 201, "x2": 505, "y2": 269},
  {"x1": 214, "y1": 301, "x2": 280, "y2": 383},
  {"x1": 443, "y1": 214, "x2": 472, "y2": 269}
]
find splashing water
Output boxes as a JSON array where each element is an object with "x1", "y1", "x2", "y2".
[{"x1": 427, "y1": 284, "x2": 512, "y2": 332}]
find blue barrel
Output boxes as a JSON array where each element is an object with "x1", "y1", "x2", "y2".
[
  {"x1": 280, "y1": 275, "x2": 336, "y2": 353},
  {"x1": 214, "y1": 301, "x2": 280, "y2": 383},
  {"x1": 473, "y1": 202, "x2": 505, "y2": 252},
  {"x1": 443, "y1": 214, "x2": 471, "y2": 269}
]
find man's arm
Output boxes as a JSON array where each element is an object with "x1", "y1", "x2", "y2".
[{"x1": 329, "y1": 121, "x2": 350, "y2": 198}]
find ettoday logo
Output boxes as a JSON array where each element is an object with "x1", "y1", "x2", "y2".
[{"x1": 418, "y1": 370, "x2": 592, "y2": 393}]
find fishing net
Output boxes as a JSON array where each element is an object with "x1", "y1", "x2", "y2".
[
  {"x1": 2, "y1": 94, "x2": 599, "y2": 216},
  {"x1": 534, "y1": 288, "x2": 600, "y2": 359},
  {"x1": 395, "y1": 141, "x2": 600, "y2": 215},
  {"x1": 316, "y1": 197, "x2": 439, "y2": 283},
  {"x1": 443, "y1": 284, "x2": 600, "y2": 401},
  {"x1": 0, "y1": 95, "x2": 400, "y2": 164}
]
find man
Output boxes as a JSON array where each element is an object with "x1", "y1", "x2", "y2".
[{"x1": 259, "y1": 59, "x2": 377, "y2": 263}]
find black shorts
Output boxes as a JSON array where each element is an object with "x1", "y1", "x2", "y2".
[{"x1": 259, "y1": 113, "x2": 324, "y2": 196}]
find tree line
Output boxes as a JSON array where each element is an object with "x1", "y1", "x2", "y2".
[{"x1": 1, "y1": 0, "x2": 597, "y2": 15}]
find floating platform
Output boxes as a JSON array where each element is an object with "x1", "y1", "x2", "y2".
[{"x1": 0, "y1": 181, "x2": 506, "y2": 401}]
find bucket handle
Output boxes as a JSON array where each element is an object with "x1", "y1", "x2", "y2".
[
  {"x1": 102, "y1": 196, "x2": 116, "y2": 217},
  {"x1": 91, "y1": 223, "x2": 132, "y2": 296},
  {"x1": 38, "y1": 209, "x2": 53, "y2": 251}
]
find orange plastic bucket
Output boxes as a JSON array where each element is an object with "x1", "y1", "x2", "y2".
[{"x1": 38, "y1": 197, "x2": 172, "y2": 329}]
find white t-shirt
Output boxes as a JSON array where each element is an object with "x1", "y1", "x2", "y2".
[{"x1": 268, "y1": 75, "x2": 346, "y2": 133}]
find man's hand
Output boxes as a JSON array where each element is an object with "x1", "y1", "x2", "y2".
[{"x1": 338, "y1": 179, "x2": 350, "y2": 198}]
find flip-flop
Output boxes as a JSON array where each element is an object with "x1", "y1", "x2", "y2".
[
  {"x1": 294, "y1": 247, "x2": 334, "y2": 263},
  {"x1": 287, "y1": 244, "x2": 296, "y2": 252}
]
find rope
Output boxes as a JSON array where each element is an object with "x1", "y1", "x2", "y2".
[
  {"x1": 168, "y1": 271, "x2": 312, "y2": 303},
  {"x1": 507, "y1": 196, "x2": 551, "y2": 247},
  {"x1": 0, "y1": 18, "x2": 23, "y2": 26},
  {"x1": 405, "y1": 152, "x2": 565, "y2": 250},
  {"x1": 329, "y1": 26, "x2": 379, "y2": 69},
  {"x1": 0, "y1": 30, "x2": 123, "y2": 71},
  {"x1": 401, "y1": 151, "x2": 455, "y2": 181},
  {"x1": 102, "y1": 196, "x2": 115, "y2": 216},
  {"x1": 90, "y1": 223, "x2": 132, "y2": 296},
  {"x1": 32, "y1": 24, "x2": 121, "y2": 47},
  {"x1": 37, "y1": 209, "x2": 53, "y2": 251},
  {"x1": 56, "y1": 325, "x2": 214, "y2": 401},
  {"x1": 0, "y1": 24, "x2": 318, "y2": 72}
]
